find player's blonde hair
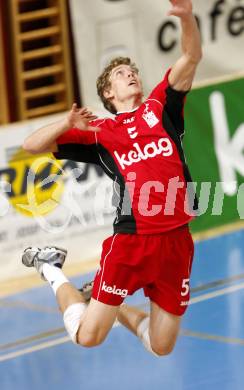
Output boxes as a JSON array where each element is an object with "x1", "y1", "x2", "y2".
[{"x1": 96, "y1": 57, "x2": 139, "y2": 114}]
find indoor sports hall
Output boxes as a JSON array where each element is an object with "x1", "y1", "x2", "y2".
[
  {"x1": 0, "y1": 1, "x2": 243, "y2": 389},
  {"x1": 1, "y1": 225, "x2": 244, "y2": 389}
]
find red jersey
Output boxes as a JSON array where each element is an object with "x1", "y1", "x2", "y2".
[{"x1": 54, "y1": 69, "x2": 195, "y2": 234}]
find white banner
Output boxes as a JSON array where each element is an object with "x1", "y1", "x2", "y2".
[
  {"x1": 69, "y1": 0, "x2": 244, "y2": 109},
  {"x1": 0, "y1": 113, "x2": 115, "y2": 281}
]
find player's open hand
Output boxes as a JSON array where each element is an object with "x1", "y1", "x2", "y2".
[
  {"x1": 67, "y1": 103, "x2": 100, "y2": 132},
  {"x1": 167, "y1": 0, "x2": 193, "y2": 18}
]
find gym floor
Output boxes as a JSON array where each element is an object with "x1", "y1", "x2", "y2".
[{"x1": 0, "y1": 226, "x2": 244, "y2": 390}]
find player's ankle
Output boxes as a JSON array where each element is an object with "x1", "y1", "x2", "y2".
[{"x1": 42, "y1": 263, "x2": 69, "y2": 295}]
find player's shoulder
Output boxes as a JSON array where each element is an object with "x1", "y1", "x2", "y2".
[{"x1": 90, "y1": 116, "x2": 116, "y2": 129}]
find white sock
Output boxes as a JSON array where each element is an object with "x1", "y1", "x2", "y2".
[{"x1": 42, "y1": 263, "x2": 69, "y2": 295}]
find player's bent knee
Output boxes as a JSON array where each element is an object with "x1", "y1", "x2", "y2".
[
  {"x1": 77, "y1": 332, "x2": 105, "y2": 348},
  {"x1": 63, "y1": 302, "x2": 87, "y2": 344},
  {"x1": 150, "y1": 333, "x2": 177, "y2": 356},
  {"x1": 137, "y1": 317, "x2": 176, "y2": 357},
  {"x1": 150, "y1": 340, "x2": 175, "y2": 356}
]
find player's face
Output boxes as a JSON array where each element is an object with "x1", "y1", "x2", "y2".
[{"x1": 107, "y1": 65, "x2": 143, "y2": 105}]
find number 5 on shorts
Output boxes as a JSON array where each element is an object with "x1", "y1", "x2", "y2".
[{"x1": 181, "y1": 278, "x2": 190, "y2": 296}]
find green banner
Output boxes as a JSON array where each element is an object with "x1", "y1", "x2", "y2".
[{"x1": 184, "y1": 76, "x2": 244, "y2": 232}]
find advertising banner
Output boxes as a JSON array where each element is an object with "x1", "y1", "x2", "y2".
[
  {"x1": 184, "y1": 75, "x2": 244, "y2": 232},
  {"x1": 69, "y1": 0, "x2": 244, "y2": 109}
]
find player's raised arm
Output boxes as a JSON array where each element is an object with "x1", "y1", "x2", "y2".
[
  {"x1": 22, "y1": 104, "x2": 100, "y2": 154},
  {"x1": 167, "y1": 0, "x2": 202, "y2": 91}
]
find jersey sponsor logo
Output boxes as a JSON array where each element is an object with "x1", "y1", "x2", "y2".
[
  {"x1": 142, "y1": 104, "x2": 159, "y2": 128},
  {"x1": 180, "y1": 301, "x2": 189, "y2": 306},
  {"x1": 114, "y1": 138, "x2": 173, "y2": 170},
  {"x1": 127, "y1": 126, "x2": 138, "y2": 139},
  {"x1": 101, "y1": 281, "x2": 128, "y2": 298},
  {"x1": 123, "y1": 117, "x2": 135, "y2": 124}
]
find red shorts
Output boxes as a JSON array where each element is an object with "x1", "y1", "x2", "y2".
[{"x1": 92, "y1": 224, "x2": 194, "y2": 316}]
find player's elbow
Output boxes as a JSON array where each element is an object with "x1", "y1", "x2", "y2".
[
  {"x1": 22, "y1": 138, "x2": 42, "y2": 154},
  {"x1": 187, "y1": 49, "x2": 202, "y2": 65},
  {"x1": 195, "y1": 48, "x2": 203, "y2": 63}
]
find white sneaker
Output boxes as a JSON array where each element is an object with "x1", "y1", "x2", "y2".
[
  {"x1": 22, "y1": 247, "x2": 41, "y2": 267},
  {"x1": 22, "y1": 246, "x2": 67, "y2": 280}
]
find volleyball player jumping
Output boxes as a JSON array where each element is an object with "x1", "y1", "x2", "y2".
[{"x1": 22, "y1": 0, "x2": 202, "y2": 356}]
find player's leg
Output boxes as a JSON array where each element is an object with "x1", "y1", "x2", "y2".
[
  {"x1": 78, "y1": 228, "x2": 192, "y2": 356},
  {"x1": 55, "y1": 284, "x2": 119, "y2": 346},
  {"x1": 22, "y1": 246, "x2": 119, "y2": 347},
  {"x1": 117, "y1": 302, "x2": 181, "y2": 356},
  {"x1": 78, "y1": 232, "x2": 183, "y2": 356},
  {"x1": 118, "y1": 225, "x2": 194, "y2": 356},
  {"x1": 117, "y1": 304, "x2": 148, "y2": 335},
  {"x1": 136, "y1": 225, "x2": 194, "y2": 356},
  {"x1": 79, "y1": 281, "x2": 152, "y2": 342},
  {"x1": 78, "y1": 276, "x2": 180, "y2": 355},
  {"x1": 76, "y1": 298, "x2": 118, "y2": 347},
  {"x1": 147, "y1": 301, "x2": 181, "y2": 355}
]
